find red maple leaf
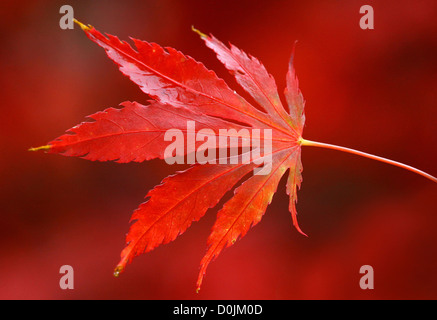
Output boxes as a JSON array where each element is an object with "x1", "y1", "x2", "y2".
[{"x1": 30, "y1": 20, "x2": 436, "y2": 292}]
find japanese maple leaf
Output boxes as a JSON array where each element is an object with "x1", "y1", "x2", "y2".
[{"x1": 30, "y1": 20, "x2": 437, "y2": 292}]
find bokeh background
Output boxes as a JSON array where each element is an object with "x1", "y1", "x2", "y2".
[{"x1": 1, "y1": 0, "x2": 436, "y2": 299}]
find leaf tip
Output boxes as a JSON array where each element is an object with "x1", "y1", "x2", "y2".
[
  {"x1": 191, "y1": 25, "x2": 208, "y2": 39},
  {"x1": 294, "y1": 223, "x2": 308, "y2": 237},
  {"x1": 28, "y1": 145, "x2": 51, "y2": 152},
  {"x1": 289, "y1": 40, "x2": 298, "y2": 66},
  {"x1": 196, "y1": 273, "x2": 204, "y2": 293},
  {"x1": 113, "y1": 265, "x2": 124, "y2": 278},
  {"x1": 74, "y1": 19, "x2": 92, "y2": 32}
]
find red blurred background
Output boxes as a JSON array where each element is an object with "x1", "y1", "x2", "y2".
[{"x1": 1, "y1": 0, "x2": 436, "y2": 299}]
